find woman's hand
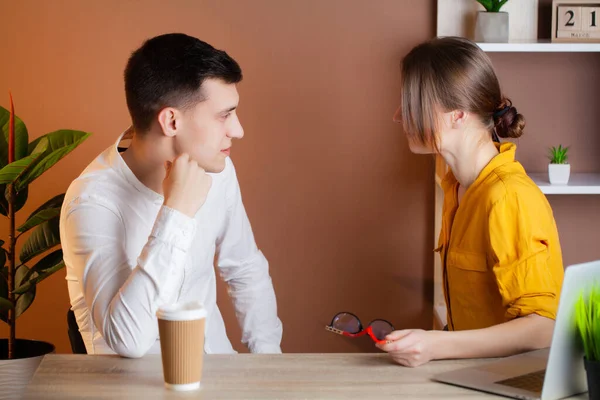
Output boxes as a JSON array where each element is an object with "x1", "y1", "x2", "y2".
[
  {"x1": 376, "y1": 315, "x2": 554, "y2": 367},
  {"x1": 376, "y1": 329, "x2": 442, "y2": 367}
]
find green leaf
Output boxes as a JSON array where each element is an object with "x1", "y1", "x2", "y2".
[
  {"x1": 0, "y1": 104, "x2": 29, "y2": 165},
  {"x1": 14, "y1": 265, "x2": 35, "y2": 318},
  {"x1": 476, "y1": 0, "x2": 493, "y2": 12},
  {"x1": 0, "y1": 246, "x2": 6, "y2": 270},
  {"x1": 14, "y1": 249, "x2": 64, "y2": 295},
  {"x1": 0, "y1": 138, "x2": 49, "y2": 185},
  {"x1": 11, "y1": 283, "x2": 32, "y2": 297},
  {"x1": 18, "y1": 130, "x2": 90, "y2": 191},
  {"x1": 0, "y1": 274, "x2": 7, "y2": 323},
  {"x1": 14, "y1": 257, "x2": 65, "y2": 296},
  {"x1": 0, "y1": 185, "x2": 28, "y2": 216},
  {"x1": 19, "y1": 216, "x2": 60, "y2": 264},
  {"x1": 14, "y1": 262, "x2": 64, "y2": 297},
  {"x1": 27, "y1": 193, "x2": 65, "y2": 218},
  {"x1": 548, "y1": 145, "x2": 570, "y2": 164},
  {"x1": 0, "y1": 277, "x2": 8, "y2": 307},
  {"x1": 495, "y1": 0, "x2": 509, "y2": 12},
  {"x1": 576, "y1": 285, "x2": 600, "y2": 362},
  {"x1": 31, "y1": 249, "x2": 63, "y2": 274},
  {"x1": 17, "y1": 193, "x2": 65, "y2": 233},
  {"x1": 0, "y1": 297, "x2": 12, "y2": 312},
  {"x1": 18, "y1": 208, "x2": 61, "y2": 234},
  {"x1": 16, "y1": 192, "x2": 65, "y2": 240}
]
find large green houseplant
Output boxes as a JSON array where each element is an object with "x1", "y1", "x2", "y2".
[{"x1": 0, "y1": 93, "x2": 90, "y2": 397}]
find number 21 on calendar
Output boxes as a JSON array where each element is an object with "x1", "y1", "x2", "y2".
[{"x1": 556, "y1": 4, "x2": 600, "y2": 39}]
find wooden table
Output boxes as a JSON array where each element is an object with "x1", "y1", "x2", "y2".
[{"x1": 24, "y1": 353, "x2": 587, "y2": 399}]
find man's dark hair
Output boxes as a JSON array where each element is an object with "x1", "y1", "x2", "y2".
[{"x1": 124, "y1": 33, "x2": 242, "y2": 132}]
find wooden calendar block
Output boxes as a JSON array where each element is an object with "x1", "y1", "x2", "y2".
[
  {"x1": 552, "y1": 0, "x2": 600, "y2": 42},
  {"x1": 557, "y1": 6, "x2": 581, "y2": 31},
  {"x1": 583, "y1": 7, "x2": 600, "y2": 31}
]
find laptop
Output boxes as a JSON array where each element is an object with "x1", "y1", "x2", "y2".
[{"x1": 432, "y1": 259, "x2": 600, "y2": 400}]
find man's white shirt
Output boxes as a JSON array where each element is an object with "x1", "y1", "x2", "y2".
[{"x1": 60, "y1": 132, "x2": 282, "y2": 357}]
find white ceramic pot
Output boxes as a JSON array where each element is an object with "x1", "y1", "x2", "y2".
[
  {"x1": 474, "y1": 11, "x2": 509, "y2": 43},
  {"x1": 548, "y1": 164, "x2": 571, "y2": 185}
]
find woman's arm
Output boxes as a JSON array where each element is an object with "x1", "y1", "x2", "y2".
[{"x1": 376, "y1": 314, "x2": 554, "y2": 367}]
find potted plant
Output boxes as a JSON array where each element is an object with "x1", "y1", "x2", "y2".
[
  {"x1": 474, "y1": 0, "x2": 510, "y2": 43},
  {"x1": 575, "y1": 285, "x2": 600, "y2": 400},
  {"x1": 0, "y1": 93, "x2": 90, "y2": 399},
  {"x1": 548, "y1": 145, "x2": 570, "y2": 185}
]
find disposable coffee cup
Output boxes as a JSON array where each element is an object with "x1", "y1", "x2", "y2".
[{"x1": 156, "y1": 301, "x2": 206, "y2": 391}]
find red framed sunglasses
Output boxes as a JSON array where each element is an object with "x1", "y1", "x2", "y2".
[{"x1": 325, "y1": 312, "x2": 394, "y2": 344}]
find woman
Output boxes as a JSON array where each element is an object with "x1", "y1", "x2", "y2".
[{"x1": 378, "y1": 37, "x2": 564, "y2": 367}]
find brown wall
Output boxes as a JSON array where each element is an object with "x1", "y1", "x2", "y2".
[{"x1": 0, "y1": 0, "x2": 598, "y2": 355}]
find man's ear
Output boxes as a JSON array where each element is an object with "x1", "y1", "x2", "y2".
[{"x1": 157, "y1": 107, "x2": 181, "y2": 138}]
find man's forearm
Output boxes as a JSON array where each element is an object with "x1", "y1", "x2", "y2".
[
  {"x1": 434, "y1": 314, "x2": 555, "y2": 360},
  {"x1": 229, "y1": 262, "x2": 283, "y2": 353}
]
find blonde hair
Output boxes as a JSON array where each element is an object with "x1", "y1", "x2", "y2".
[{"x1": 400, "y1": 36, "x2": 525, "y2": 148}]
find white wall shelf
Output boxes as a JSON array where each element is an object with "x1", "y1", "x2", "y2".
[
  {"x1": 477, "y1": 40, "x2": 600, "y2": 52},
  {"x1": 529, "y1": 172, "x2": 600, "y2": 194},
  {"x1": 434, "y1": 172, "x2": 600, "y2": 194}
]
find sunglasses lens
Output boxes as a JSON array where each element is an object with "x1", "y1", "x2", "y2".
[
  {"x1": 369, "y1": 320, "x2": 394, "y2": 341},
  {"x1": 332, "y1": 312, "x2": 361, "y2": 334}
]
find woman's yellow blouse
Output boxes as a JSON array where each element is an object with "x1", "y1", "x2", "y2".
[{"x1": 437, "y1": 143, "x2": 564, "y2": 331}]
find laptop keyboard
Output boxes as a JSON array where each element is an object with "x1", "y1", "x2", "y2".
[{"x1": 495, "y1": 369, "x2": 546, "y2": 393}]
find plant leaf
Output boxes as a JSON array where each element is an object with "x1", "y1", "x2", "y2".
[
  {"x1": 0, "y1": 279, "x2": 7, "y2": 322},
  {"x1": 496, "y1": 0, "x2": 509, "y2": 12},
  {"x1": 14, "y1": 249, "x2": 64, "y2": 295},
  {"x1": 0, "y1": 138, "x2": 49, "y2": 185},
  {"x1": 17, "y1": 208, "x2": 61, "y2": 234},
  {"x1": 14, "y1": 262, "x2": 64, "y2": 296},
  {"x1": 576, "y1": 285, "x2": 600, "y2": 362},
  {"x1": 26, "y1": 193, "x2": 65, "y2": 218},
  {"x1": 14, "y1": 265, "x2": 35, "y2": 318},
  {"x1": 592, "y1": 286, "x2": 600, "y2": 361},
  {"x1": 0, "y1": 297, "x2": 12, "y2": 312},
  {"x1": 31, "y1": 249, "x2": 63, "y2": 274},
  {"x1": 17, "y1": 192, "x2": 65, "y2": 236},
  {"x1": 18, "y1": 130, "x2": 90, "y2": 191},
  {"x1": 0, "y1": 273, "x2": 9, "y2": 313},
  {"x1": 0, "y1": 184, "x2": 28, "y2": 216},
  {"x1": 476, "y1": 0, "x2": 493, "y2": 12},
  {"x1": 490, "y1": 0, "x2": 508, "y2": 12},
  {"x1": 0, "y1": 246, "x2": 6, "y2": 270},
  {"x1": 0, "y1": 104, "x2": 29, "y2": 166},
  {"x1": 19, "y1": 216, "x2": 60, "y2": 264},
  {"x1": 0, "y1": 268, "x2": 6, "y2": 323}
]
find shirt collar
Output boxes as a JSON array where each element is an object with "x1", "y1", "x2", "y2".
[
  {"x1": 107, "y1": 126, "x2": 164, "y2": 204},
  {"x1": 441, "y1": 142, "x2": 517, "y2": 192},
  {"x1": 471, "y1": 142, "x2": 516, "y2": 189}
]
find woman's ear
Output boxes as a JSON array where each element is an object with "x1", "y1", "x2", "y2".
[{"x1": 451, "y1": 110, "x2": 467, "y2": 129}]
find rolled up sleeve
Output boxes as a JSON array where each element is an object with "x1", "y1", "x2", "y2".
[{"x1": 488, "y1": 192, "x2": 561, "y2": 321}]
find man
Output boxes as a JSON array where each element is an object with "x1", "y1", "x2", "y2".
[{"x1": 60, "y1": 33, "x2": 283, "y2": 357}]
